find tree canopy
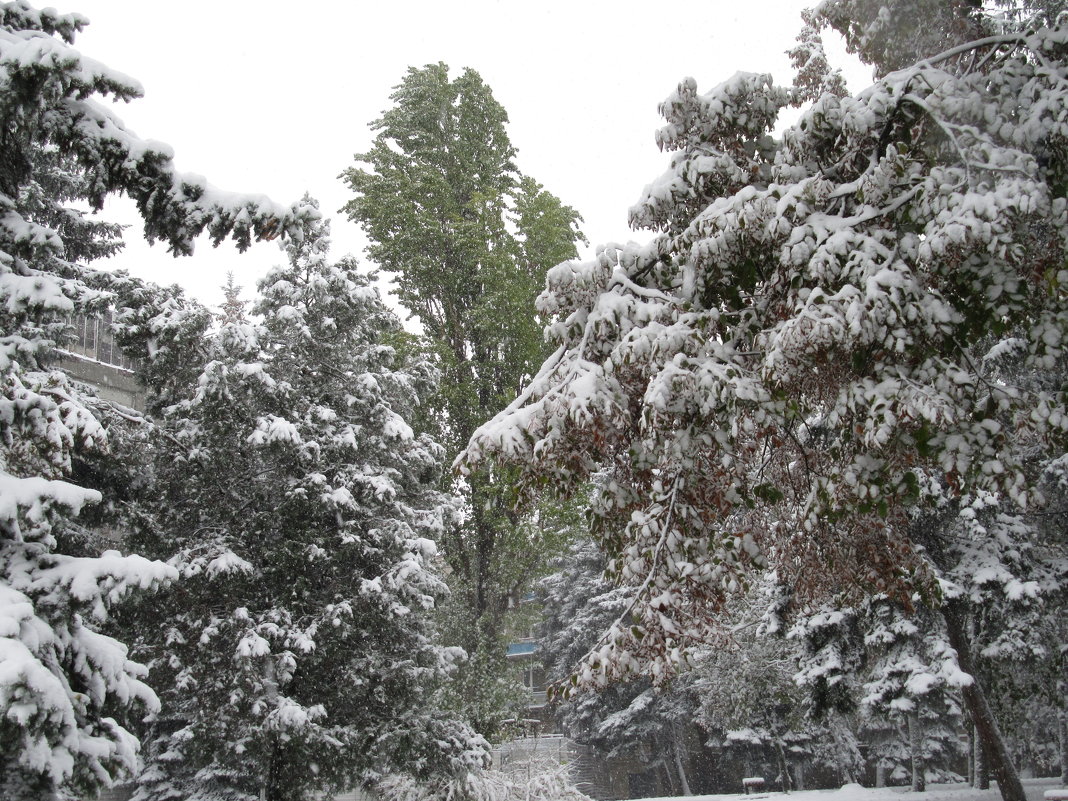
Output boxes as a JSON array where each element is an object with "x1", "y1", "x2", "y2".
[
  {"x1": 461, "y1": 3, "x2": 1068, "y2": 799},
  {"x1": 4, "y1": 1, "x2": 1067, "y2": 797},
  {"x1": 341, "y1": 63, "x2": 586, "y2": 734}
]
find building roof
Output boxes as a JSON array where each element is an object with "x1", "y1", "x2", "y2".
[{"x1": 506, "y1": 641, "x2": 538, "y2": 657}]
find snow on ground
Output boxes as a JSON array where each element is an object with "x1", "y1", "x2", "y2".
[{"x1": 635, "y1": 779, "x2": 1064, "y2": 801}]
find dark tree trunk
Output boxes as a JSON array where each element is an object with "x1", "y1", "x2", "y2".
[
  {"x1": 967, "y1": 723, "x2": 975, "y2": 786},
  {"x1": 673, "y1": 732, "x2": 693, "y2": 797},
  {"x1": 975, "y1": 724, "x2": 990, "y2": 790},
  {"x1": 907, "y1": 707, "x2": 926, "y2": 792},
  {"x1": 942, "y1": 600, "x2": 1024, "y2": 801},
  {"x1": 1059, "y1": 709, "x2": 1067, "y2": 786}
]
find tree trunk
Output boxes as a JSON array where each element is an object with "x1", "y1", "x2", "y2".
[
  {"x1": 942, "y1": 601, "x2": 1025, "y2": 801},
  {"x1": 673, "y1": 730, "x2": 693, "y2": 797},
  {"x1": 907, "y1": 707, "x2": 926, "y2": 792},
  {"x1": 1059, "y1": 709, "x2": 1067, "y2": 786},
  {"x1": 969, "y1": 726, "x2": 978, "y2": 786},
  {"x1": 975, "y1": 723, "x2": 990, "y2": 790},
  {"x1": 967, "y1": 723, "x2": 974, "y2": 786},
  {"x1": 777, "y1": 740, "x2": 792, "y2": 794},
  {"x1": 659, "y1": 757, "x2": 679, "y2": 797},
  {"x1": 261, "y1": 656, "x2": 279, "y2": 801}
]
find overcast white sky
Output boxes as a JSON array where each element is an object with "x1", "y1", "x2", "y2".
[{"x1": 69, "y1": 0, "x2": 868, "y2": 313}]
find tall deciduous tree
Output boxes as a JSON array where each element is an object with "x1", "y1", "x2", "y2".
[
  {"x1": 341, "y1": 63, "x2": 585, "y2": 733},
  {"x1": 0, "y1": 3, "x2": 311, "y2": 797},
  {"x1": 123, "y1": 206, "x2": 486, "y2": 801},
  {"x1": 460, "y1": 4, "x2": 1068, "y2": 800}
]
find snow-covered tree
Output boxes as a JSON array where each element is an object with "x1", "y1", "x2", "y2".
[
  {"x1": 218, "y1": 272, "x2": 248, "y2": 324},
  {"x1": 540, "y1": 537, "x2": 717, "y2": 796},
  {"x1": 702, "y1": 592, "x2": 865, "y2": 791},
  {"x1": 858, "y1": 601, "x2": 967, "y2": 789},
  {"x1": 787, "y1": 598, "x2": 961, "y2": 790},
  {"x1": 541, "y1": 540, "x2": 639, "y2": 744},
  {"x1": 930, "y1": 482, "x2": 1067, "y2": 782},
  {"x1": 540, "y1": 537, "x2": 632, "y2": 693},
  {"x1": 0, "y1": 3, "x2": 311, "y2": 797},
  {"x1": 127, "y1": 206, "x2": 486, "y2": 801},
  {"x1": 694, "y1": 632, "x2": 818, "y2": 792},
  {"x1": 460, "y1": 3, "x2": 1068, "y2": 800}
]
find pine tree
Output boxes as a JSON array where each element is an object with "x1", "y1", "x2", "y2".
[
  {"x1": 929, "y1": 482, "x2": 1067, "y2": 782},
  {"x1": 858, "y1": 601, "x2": 967, "y2": 790},
  {"x1": 459, "y1": 4, "x2": 1068, "y2": 801},
  {"x1": 127, "y1": 205, "x2": 486, "y2": 801},
  {"x1": 0, "y1": 4, "x2": 311, "y2": 797},
  {"x1": 341, "y1": 63, "x2": 586, "y2": 734},
  {"x1": 218, "y1": 272, "x2": 248, "y2": 324}
]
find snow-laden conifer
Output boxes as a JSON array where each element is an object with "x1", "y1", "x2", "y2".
[
  {"x1": 856, "y1": 602, "x2": 966, "y2": 789},
  {"x1": 0, "y1": 3, "x2": 311, "y2": 796},
  {"x1": 129, "y1": 204, "x2": 486, "y2": 801}
]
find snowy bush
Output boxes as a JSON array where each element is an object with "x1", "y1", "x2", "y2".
[{"x1": 377, "y1": 754, "x2": 591, "y2": 801}]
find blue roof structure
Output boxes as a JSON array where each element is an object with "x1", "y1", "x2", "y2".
[{"x1": 506, "y1": 641, "x2": 538, "y2": 657}]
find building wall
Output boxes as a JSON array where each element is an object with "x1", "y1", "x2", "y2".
[
  {"x1": 65, "y1": 313, "x2": 139, "y2": 372},
  {"x1": 56, "y1": 312, "x2": 146, "y2": 411},
  {"x1": 56, "y1": 352, "x2": 146, "y2": 411}
]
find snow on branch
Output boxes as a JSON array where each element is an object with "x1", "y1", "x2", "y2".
[{"x1": 460, "y1": 8, "x2": 1068, "y2": 689}]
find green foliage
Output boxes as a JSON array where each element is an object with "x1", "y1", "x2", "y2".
[
  {"x1": 342, "y1": 63, "x2": 585, "y2": 453},
  {"x1": 218, "y1": 272, "x2": 248, "y2": 324},
  {"x1": 341, "y1": 63, "x2": 586, "y2": 733}
]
